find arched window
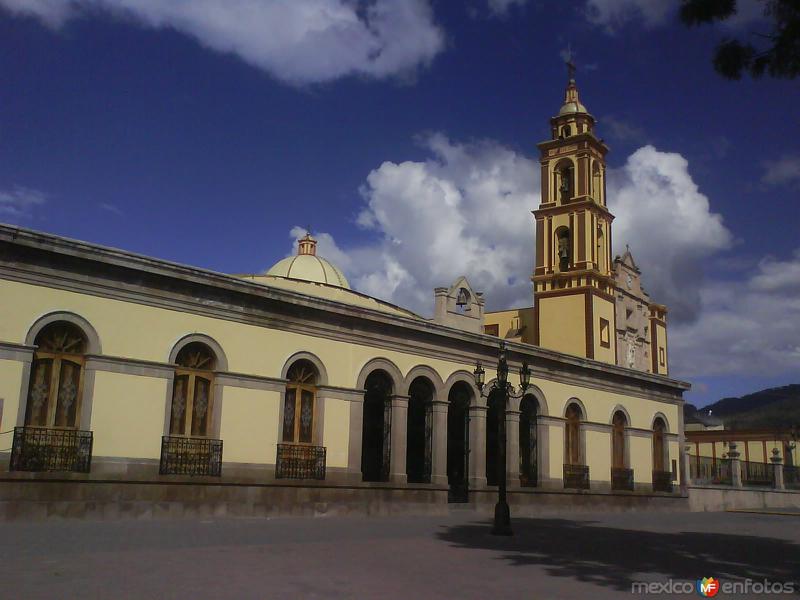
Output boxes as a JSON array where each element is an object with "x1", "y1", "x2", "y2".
[
  {"x1": 556, "y1": 227, "x2": 571, "y2": 272},
  {"x1": 406, "y1": 377, "x2": 433, "y2": 484},
  {"x1": 362, "y1": 370, "x2": 393, "y2": 482},
  {"x1": 559, "y1": 164, "x2": 574, "y2": 202},
  {"x1": 560, "y1": 125, "x2": 572, "y2": 139},
  {"x1": 519, "y1": 395, "x2": 538, "y2": 487},
  {"x1": 170, "y1": 342, "x2": 216, "y2": 437},
  {"x1": 592, "y1": 161, "x2": 602, "y2": 203},
  {"x1": 565, "y1": 403, "x2": 582, "y2": 466},
  {"x1": 612, "y1": 411, "x2": 627, "y2": 469},
  {"x1": 597, "y1": 225, "x2": 606, "y2": 273},
  {"x1": 653, "y1": 417, "x2": 667, "y2": 472},
  {"x1": 25, "y1": 322, "x2": 87, "y2": 428},
  {"x1": 283, "y1": 360, "x2": 318, "y2": 444},
  {"x1": 652, "y1": 417, "x2": 672, "y2": 491}
]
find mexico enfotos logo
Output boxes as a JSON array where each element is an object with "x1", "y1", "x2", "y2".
[{"x1": 631, "y1": 577, "x2": 795, "y2": 595}]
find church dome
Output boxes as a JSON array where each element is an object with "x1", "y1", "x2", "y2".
[
  {"x1": 558, "y1": 98, "x2": 589, "y2": 116},
  {"x1": 265, "y1": 233, "x2": 350, "y2": 289}
]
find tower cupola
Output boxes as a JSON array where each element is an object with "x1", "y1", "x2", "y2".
[{"x1": 551, "y1": 60, "x2": 596, "y2": 140}]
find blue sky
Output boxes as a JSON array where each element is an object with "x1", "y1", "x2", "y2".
[{"x1": 1, "y1": 0, "x2": 798, "y2": 406}]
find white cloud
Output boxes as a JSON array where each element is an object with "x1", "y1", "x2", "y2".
[
  {"x1": 600, "y1": 115, "x2": 647, "y2": 143},
  {"x1": 670, "y1": 250, "x2": 800, "y2": 377},
  {"x1": 283, "y1": 136, "x2": 731, "y2": 328},
  {"x1": 762, "y1": 155, "x2": 800, "y2": 187},
  {"x1": 283, "y1": 134, "x2": 537, "y2": 315},
  {"x1": 487, "y1": 0, "x2": 528, "y2": 17},
  {"x1": 0, "y1": 0, "x2": 445, "y2": 85},
  {"x1": 280, "y1": 135, "x2": 798, "y2": 382},
  {"x1": 608, "y1": 145, "x2": 733, "y2": 322},
  {"x1": 98, "y1": 202, "x2": 124, "y2": 216},
  {"x1": 0, "y1": 186, "x2": 47, "y2": 219}
]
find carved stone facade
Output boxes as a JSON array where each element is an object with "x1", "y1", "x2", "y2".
[{"x1": 612, "y1": 248, "x2": 654, "y2": 373}]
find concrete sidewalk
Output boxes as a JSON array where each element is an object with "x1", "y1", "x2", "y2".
[{"x1": 0, "y1": 510, "x2": 797, "y2": 599}]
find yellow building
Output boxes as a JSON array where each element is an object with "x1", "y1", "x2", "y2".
[{"x1": 0, "y1": 73, "x2": 690, "y2": 519}]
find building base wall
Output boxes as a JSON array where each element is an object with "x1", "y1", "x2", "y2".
[
  {"x1": 688, "y1": 485, "x2": 800, "y2": 512},
  {"x1": 0, "y1": 478, "x2": 689, "y2": 522}
]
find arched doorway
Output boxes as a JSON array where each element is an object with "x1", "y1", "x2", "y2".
[
  {"x1": 362, "y1": 370, "x2": 392, "y2": 482},
  {"x1": 447, "y1": 381, "x2": 472, "y2": 503},
  {"x1": 406, "y1": 377, "x2": 433, "y2": 484},
  {"x1": 485, "y1": 388, "x2": 503, "y2": 486},
  {"x1": 611, "y1": 410, "x2": 632, "y2": 490},
  {"x1": 519, "y1": 395, "x2": 538, "y2": 487}
]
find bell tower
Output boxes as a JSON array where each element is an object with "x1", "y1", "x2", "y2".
[{"x1": 532, "y1": 62, "x2": 617, "y2": 364}]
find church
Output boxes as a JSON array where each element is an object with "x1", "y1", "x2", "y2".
[{"x1": 0, "y1": 72, "x2": 689, "y2": 519}]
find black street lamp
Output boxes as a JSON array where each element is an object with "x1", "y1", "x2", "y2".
[{"x1": 474, "y1": 340, "x2": 531, "y2": 536}]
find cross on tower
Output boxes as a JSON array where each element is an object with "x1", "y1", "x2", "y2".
[{"x1": 564, "y1": 46, "x2": 576, "y2": 81}]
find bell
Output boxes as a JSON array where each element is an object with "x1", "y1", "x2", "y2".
[{"x1": 456, "y1": 287, "x2": 469, "y2": 307}]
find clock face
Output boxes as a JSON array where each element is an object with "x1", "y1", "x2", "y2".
[{"x1": 626, "y1": 274, "x2": 633, "y2": 289}]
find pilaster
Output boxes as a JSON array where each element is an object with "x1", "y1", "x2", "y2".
[
  {"x1": 469, "y1": 404, "x2": 487, "y2": 488},
  {"x1": 431, "y1": 400, "x2": 449, "y2": 485},
  {"x1": 389, "y1": 395, "x2": 409, "y2": 484}
]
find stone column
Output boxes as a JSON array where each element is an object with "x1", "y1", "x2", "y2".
[
  {"x1": 728, "y1": 441, "x2": 743, "y2": 488},
  {"x1": 431, "y1": 400, "x2": 449, "y2": 486},
  {"x1": 683, "y1": 443, "x2": 693, "y2": 487},
  {"x1": 389, "y1": 395, "x2": 409, "y2": 484},
  {"x1": 506, "y1": 409, "x2": 521, "y2": 486},
  {"x1": 469, "y1": 404, "x2": 487, "y2": 488},
  {"x1": 771, "y1": 448, "x2": 785, "y2": 490},
  {"x1": 346, "y1": 398, "x2": 364, "y2": 483}
]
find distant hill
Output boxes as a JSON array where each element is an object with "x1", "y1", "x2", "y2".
[{"x1": 684, "y1": 384, "x2": 800, "y2": 430}]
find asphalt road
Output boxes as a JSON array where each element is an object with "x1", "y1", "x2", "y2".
[{"x1": 1, "y1": 510, "x2": 798, "y2": 599}]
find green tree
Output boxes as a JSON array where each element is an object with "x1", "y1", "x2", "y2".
[{"x1": 680, "y1": 0, "x2": 800, "y2": 79}]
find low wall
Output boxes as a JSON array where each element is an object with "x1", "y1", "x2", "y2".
[
  {"x1": 0, "y1": 477, "x2": 689, "y2": 521},
  {"x1": 688, "y1": 485, "x2": 800, "y2": 512}
]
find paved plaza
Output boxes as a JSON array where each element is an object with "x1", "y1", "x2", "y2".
[{"x1": 1, "y1": 510, "x2": 798, "y2": 599}]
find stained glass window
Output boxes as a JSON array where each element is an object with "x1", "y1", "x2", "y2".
[
  {"x1": 25, "y1": 322, "x2": 87, "y2": 428},
  {"x1": 170, "y1": 342, "x2": 216, "y2": 437},
  {"x1": 284, "y1": 360, "x2": 318, "y2": 444}
]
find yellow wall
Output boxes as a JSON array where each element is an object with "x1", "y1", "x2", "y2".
[
  {"x1": 592, "y1": 295, "x2": 616, "y2": 364},
  {"x1": 0, "y1": 359, "x2": 23, "y2": 430},
  {"x1": 534, "y1": 377, "x2": 680, "y2": 483},
  {"x1": 219, "y1": 387, "x2": 280, "y2": 464},
  {"x1": 1, "y1": 278, "x2": 472, "y2": 464},
  {"x1": 538, "y1": 294, "x2": 585, "y2": 358},
  {"x1": 1, "y1": 277, "x2": 683, "y2": 482},
  {"x1": 629, "y1": 435, "x2": 653, "y2": 483},
  {"x1": 585, "y1": 429, "x2": 610, "y2": 481},
  {"x1": 91, "y1": 371, "x2": 167, "y2": 459},
  {"x1": 655, "y1": 322, "x2": 668, "y2": 375},
  {"x1": 323, "y1": 398, "x2": 350, "y2": 469},
  {"x1": 483, "y1": 307, "x2": 535, "y2": 343}
]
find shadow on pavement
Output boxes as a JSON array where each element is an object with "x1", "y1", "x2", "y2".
[{"x1": 436, "y1": 517, "x2": 799, "y2": 593}]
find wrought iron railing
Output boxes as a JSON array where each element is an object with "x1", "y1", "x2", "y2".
[
  {"x1": 689, "y1": 456, "x2": 732, "y2": 485},
  {"x1": 741, "y1": 460, "x2": 772, "y2": 487},
  {"x1": 653, "y1": 470, "x2": 673, "y2": 492},
  {"x1": 276, "y1": 443, "x2": 326, "y2": 480},
  {"x1": 611, "y1": 467, "x2": 634, "y2": 491},
  {"x1": 159, "y1": 436, "x2": 222, "y2": 477},
  {"x1": 785, "y1": 466, "x2": 800, "y2": 490},
  {"x1": 10, "y1": 426, "x2": 93, "y2": 473},
  {"x1": 563, "y1": 464, "x2": 589, "y2": 490}
]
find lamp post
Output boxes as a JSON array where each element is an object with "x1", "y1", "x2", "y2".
[{"x1": 473, "y1": 340, "x2": 531, "y2": 536}]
